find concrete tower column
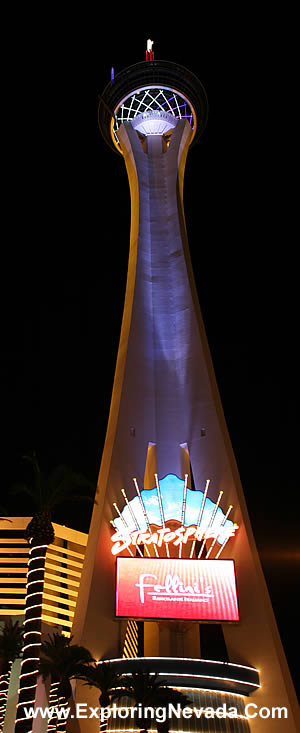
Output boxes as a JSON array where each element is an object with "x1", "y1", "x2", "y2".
[{"x1": 72, "y1": 117, "x2": 200, "y2": 660}]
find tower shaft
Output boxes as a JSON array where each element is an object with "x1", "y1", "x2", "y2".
[
  {"x1": 108, "y1": 120, "x2": 200, "y2": 485},
  {"x1": 73, "y1": 111, "x2": 299, "y2": 731}
]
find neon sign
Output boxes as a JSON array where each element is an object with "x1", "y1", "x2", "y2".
[
  {"x1": 111, "y1": 474, "x2": 239, "y2": 559},
  {"x1": 116, "y1": 557, "x2": 239, "y2": 622},
  {"x1": 111, "y1": 523, "x2": 238, "y2": 556}
]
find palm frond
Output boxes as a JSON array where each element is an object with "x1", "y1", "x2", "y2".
[
  {"x1": 8, "y1": 482, "x2": 36, "y2": 500},
  {"x1": 9, "y1": 457, "x2": 95, "y2": 520},
  {"x1": 39, "y1": 632, "x2": 94, "y2": 694},
  {"x1": 0, "y1": 618, "x2": 23, "y2": 671},
  {"x1": 44, "y1": 467, "x2": 94, "y2": 511}
]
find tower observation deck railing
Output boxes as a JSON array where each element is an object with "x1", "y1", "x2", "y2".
[{"x1": 98, "y1": 60, "x2": 208, "y2": 152}]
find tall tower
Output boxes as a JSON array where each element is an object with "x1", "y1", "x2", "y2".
[{"x1": 73, "y1": 56, "x2": 299, "y2": 731}]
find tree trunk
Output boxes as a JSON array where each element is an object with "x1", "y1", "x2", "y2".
[
  {"x1": 15, "y1": 542, "x2": 48, "y2": 732},
  {"x1": 65, "y1": 692, "x2": 80, "y2": 733},
  {"x1": 46, "y1": 682, "x2": 60, "y2": 732},
  {"x1": 0, "y1": 660, "x2": 12, "y2": 731},
  {"x1": 55, "y1": 695, "x2": 68, "y2": 733}
]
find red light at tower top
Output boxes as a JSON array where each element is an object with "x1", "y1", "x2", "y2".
[{"x1": 146, "y1": 38, "x2": 154, "y2": 61}]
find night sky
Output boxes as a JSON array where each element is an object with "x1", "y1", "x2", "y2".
[{"x1": 2, "y1": 19, "x2": 298, "y2": 697}]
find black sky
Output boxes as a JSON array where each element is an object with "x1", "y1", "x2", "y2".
[{"x1": 1, "y1": 18, "x2": 298, "y2": 696}]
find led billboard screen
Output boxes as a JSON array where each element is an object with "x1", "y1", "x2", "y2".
[{"x1": 116, "y1": 557, "x2": 239, "y2": 622}]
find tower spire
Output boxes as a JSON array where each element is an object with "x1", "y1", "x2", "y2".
[{"x1": 146, "y1": 38, "x2": 154, "y2": 60}]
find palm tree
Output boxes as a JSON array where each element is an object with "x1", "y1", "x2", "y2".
[
  {"x1": 39, "y1": 632, "x2": 94, "y2": 732},
  {"x1": 80, "y1": 661, "x2": 123, "y2": 709},
  {"x1": 0, "y1": 618, "x2": 23, "y2": 730},
  {"x1": 80, "y1": 661, "x2": 132, "y2": 733},
  {"x1": 121, "y1": 671, "x2": 192, "y2": 733},
  {"x1": 81, "y1": 666, "x2": 192, "y2": 733},
  {"x1": 14, "y1": 454, "x2": 94, "y2": 732},
  {"x1": 154, "y1": 686, "x2": 193, "y2": 733}
]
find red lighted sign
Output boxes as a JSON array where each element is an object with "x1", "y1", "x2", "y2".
[{"x1": 115, "y1": 557, "x2": 239, "y2": 622}]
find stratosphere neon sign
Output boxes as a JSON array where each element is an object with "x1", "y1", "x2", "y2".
[
  {"x1": 110, "y1": 474, "x2": 239, "y2": 558},
  {"x1": 111, "y1": 523, "x2": 238, "y2": 556}
]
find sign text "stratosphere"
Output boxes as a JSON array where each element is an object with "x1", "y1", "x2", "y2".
[{"x1": 111, "y1": 523, "x2": 238, "y2": 555}]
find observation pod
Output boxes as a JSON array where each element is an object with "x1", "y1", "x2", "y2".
[{"x1": 72, "y1": 60, "x2": 299, "y2": 732}]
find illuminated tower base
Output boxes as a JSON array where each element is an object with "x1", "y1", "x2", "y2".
[{"x1": 72, "y1": 60, "x2": 299, "y2": 732}]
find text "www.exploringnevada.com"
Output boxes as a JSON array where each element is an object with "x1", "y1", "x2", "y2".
[{"x1": 23, "y1": 702, "x2": 289, "y2": 722}]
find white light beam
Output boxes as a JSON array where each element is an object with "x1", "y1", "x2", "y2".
[
  {"x1": 197, "y1": 490, "x2": 223, "y2": 558},
  {"x1": 189, "y1": 479, "x2": 210, "y2": 558},
  {"x1": 155, "y1": 473, "x2": 169, "y2": 558},
  {"x1": 205, "y1": 505, "x2": 233, "y2": 558}
]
